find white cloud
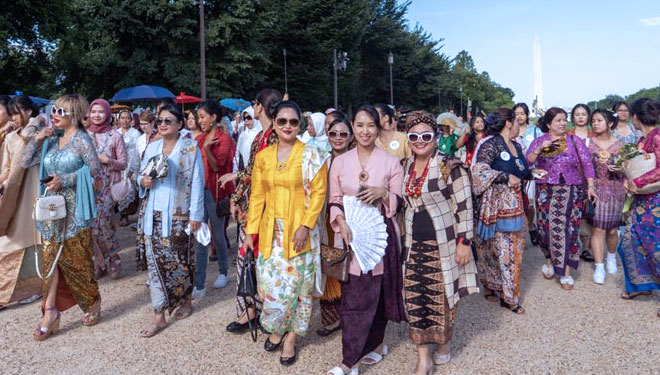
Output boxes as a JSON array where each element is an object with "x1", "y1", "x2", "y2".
[{"x1": 639, "y1": 17, "x2": 660, "y2": 27}]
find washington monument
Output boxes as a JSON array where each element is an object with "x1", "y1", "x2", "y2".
[{"x1": 533, "y1": 35, "x2": 544, "y2": 115}]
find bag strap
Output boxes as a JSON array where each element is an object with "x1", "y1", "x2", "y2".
[{"x1": 33, "y1": 204, "x2": 67, "y2": 280}]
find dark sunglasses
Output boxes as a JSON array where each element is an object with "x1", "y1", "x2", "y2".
[
  {"x1": 407, "y1": 131, "x2": 435, "y2": 143},
  {"x1": 243, "y1": 115, "x2": 252, "y2": 121},
  {"x1": 328, "y1": 130, "x2": 349, "y2": 139},
  {"x1": 275, "y1": 118, "x2": 300, "y2": 127},
  {"x1": 156, "y1": 117, "x2": 177, "y2": 126}
]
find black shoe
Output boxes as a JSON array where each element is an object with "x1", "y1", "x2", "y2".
[
  {"x1": 265, "y1": 332, "x2": 287, "y2": 352},
  {"x1": 316, "y1": 324, "x2": 341, "y2": 337},
  {"x1": 529, "y1": 230, "x2": 540, "y2": 246},
  {"x1": 226, "y1": 316, "x2": 258, "y2": 334},
  {"x1": 280, "y1": 348, "x2": 297, "y2": 366},
  {"x1": 580, "y1": 250, "x2": 595, "y2": 262}
]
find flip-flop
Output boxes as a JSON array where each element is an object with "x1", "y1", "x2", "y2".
[
  {"x1": 361, "y1": 345, "x2": 388, "y2": 365},
  {"x1": 620, "y1": 291, "x2": 651, "y2": 300},
  {"x1": 484, "y1": 291, "x2": 499, "y2": 303},
  {"x1": 174, "y1": 305, "x2": 193, "y2": 320},
  {"x1": 140, "y1": 323, "x2": 167, "y2": 338}
]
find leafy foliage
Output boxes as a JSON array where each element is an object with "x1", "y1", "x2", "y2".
[{"x1": 3, "y1": 0, "x2": 514, "y2": 114}]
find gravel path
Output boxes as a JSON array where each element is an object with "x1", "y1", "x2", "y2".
[{"x1": 2, "y1": 222, "x2": 659, "y2": 375}]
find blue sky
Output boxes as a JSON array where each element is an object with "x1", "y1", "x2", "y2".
[{"x1": 406, "y1": 0, "x2": 660, "y2": 107}]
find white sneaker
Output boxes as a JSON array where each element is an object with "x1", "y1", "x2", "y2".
[
  {"x1": 191, "y1": 287, "x2": 206, "y2": 300},
  {"x1": 213, "y1": 274, "x2": 228, "y2": 289},
  {"x1": 593, "y1": 264, "x2": 606, "y2": 285},
  {"x1": 606, "y1": 255, "x2": 618, "y2": 275}
]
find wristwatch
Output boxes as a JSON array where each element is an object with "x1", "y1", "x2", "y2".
[{"x1": 458, "y1": 237, "x2": 471, "y2": 247}]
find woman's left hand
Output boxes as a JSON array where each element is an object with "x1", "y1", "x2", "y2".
[
  {"x1": 293, "y1": 226, "x2": 310, "y2": 252},
  {"x1": 455, "y1": 242, "x2": 472, "y2": 266},
  {"x1": 356, "y1": 186, "x2": 387, "y2": 204},
  {"x1": 627, "y1": 181, "x2": 639, "y2": 194},
  {"x1": 45, "y1": 174, "x2": 62, "y2": 191},
  {"x1": 587, "y1": 186, "x2": 598, "y2": 201},
  {"x1": 98, "y1": 154, "x2": 110, "y2": 164},
  {"x1": 189, "y1": 220, "x2": 201, "y2": 233}
]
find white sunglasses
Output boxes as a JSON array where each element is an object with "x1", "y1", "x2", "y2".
[{"x1": 51, "y1": 106, "x2": 72, "y2": 117}]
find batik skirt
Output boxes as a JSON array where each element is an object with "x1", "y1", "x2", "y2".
[
  {"x1": 41, "y1": 229, "x2": 100, "y2": 313},
  {"x1": 536, "y1": 184, "x2": 586, "y2": 276},
  {"x1": 139, "y1": 211, "x2": 194, "y2": 314},
  {"x1": 257, "y1": 218, "x2": 315, "y2": 336},
  {"x1": 618, "y1": 192, "x2": 660, "y2": 293},
  {"x1": 475, "y1": 230, "x2": 525, "y2": 305},
  {"x1": 404, "y1": 239, "x2": 457, "y2": 345}
]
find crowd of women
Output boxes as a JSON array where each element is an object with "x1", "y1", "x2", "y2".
[{"x1": 0, "y1": 89, "x2": 658, "y2": 375}]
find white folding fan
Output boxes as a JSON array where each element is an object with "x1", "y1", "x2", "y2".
[{"x1": 342, "y1": 195, "x2": 389, "y2": 273}]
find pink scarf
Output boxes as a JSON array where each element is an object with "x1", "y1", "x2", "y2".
[{"x1": 88, "y1": 99, "x2": 112, "y2": 134}]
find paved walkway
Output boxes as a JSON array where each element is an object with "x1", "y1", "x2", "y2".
[{"x1": 2, "y1": 222, "x2": 659, "y2": 375}]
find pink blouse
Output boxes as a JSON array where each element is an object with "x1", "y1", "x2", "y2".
[
  {"x1": 633, "y1": 127, "x2": 660, "y2": 188},
  {"x1": 328, "y1": 147, "x2": 403, "y2": 275}
]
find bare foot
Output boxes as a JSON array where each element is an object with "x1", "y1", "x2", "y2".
[
  {"x1": 140, "y1": 322, "x2": 167, "y2": 338},
  {"x1": 174, "y1": 302, "x2": 193, "y2": 320}
]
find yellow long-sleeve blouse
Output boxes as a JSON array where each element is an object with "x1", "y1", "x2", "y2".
[{"x1": 246, "y1": 140, "x2": 327, "y2": 260}]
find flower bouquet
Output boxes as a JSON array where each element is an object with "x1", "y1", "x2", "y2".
[{"x1": 614, "y1": 143, "x2": 660, "y2": 195}]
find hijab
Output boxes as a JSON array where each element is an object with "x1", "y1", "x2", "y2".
[
  {"x1": 298, "y1": 112, "x2": 327, "y2": 146},
  {"x1": 88, "y1": 99, "x2": 112, "y2": 134},
  {"x1": 236, "y1": 106, "x2": 263, "y2": 169}
]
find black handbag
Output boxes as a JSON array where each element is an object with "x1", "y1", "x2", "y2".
[
  {"x1": 237, "y1": 249, "x2": 258, "y2": 341},
  {"x1": 584, "y1": 197, "x2": 596, "y2": 220},
  {"x1": 215, "y1": 177, "x2": 231, "y2": 217}
]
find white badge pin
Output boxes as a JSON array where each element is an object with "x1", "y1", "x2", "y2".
[
  {"x1": 526, "y1": 134, "x2": 534, "y2": 142},
  {"x1": 389, "y1": 140, "x2": 400, "y2": 150},
  {"x1": 500, "y1": 151, "x2": 511, "y2": 161}
]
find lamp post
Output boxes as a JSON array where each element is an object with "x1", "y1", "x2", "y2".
[
  {"x1": 199, "y1": 0, "x2": 206, "y2": 100},
  {"x1": 283, "y1": 49, "x2": 288, "y2": 94},
  {"x1": 388, "y1": 52, "x2": 394, "y2": 105},
  {"x1": 459, "y1": 86, "x2": 463, "y2": 116},
  {"x1": 333, "y1": 49, "x2": 348, "y2": 109}
]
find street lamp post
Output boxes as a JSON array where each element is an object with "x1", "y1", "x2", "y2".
[
  {"x1": 388, "y1": 52, "x2": 394, "y2": 105},
  {"x1": 199, "y1": 0, "x2": 206, "y2": 100},
  {"x1": 283, "y1": 49, "x2": 288, "y2": 94},
  {"x1": 333, "y1": 49, "x2": 348, "y2": 109},
  {"x1": 459, "y1": 86, "x2": 463, "y2": 116}
]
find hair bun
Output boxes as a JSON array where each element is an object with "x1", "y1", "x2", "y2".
[{"x1": 485, "y1": 113, "x2": 500, "y2": 126}]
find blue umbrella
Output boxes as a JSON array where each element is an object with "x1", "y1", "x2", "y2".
[
  {"x1": 10, "y1": 91, "x2": 50, "y2": 105},
  {"x1": 220, "y1": 98, "x2": 251, "y2": 112},
  {"x1": 110, "y1": 85, "x2": 175, "y2": 102}
]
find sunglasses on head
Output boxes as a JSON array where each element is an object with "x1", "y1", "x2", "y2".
[
  {"x1": 51, "y1": 106, "x2": 72, "y2": 117},
  {"x1": 156, "y1": 117, "x2": 177, "y2": 126},
  {"x1": 275, "y1": 118, "x2": 300, "y2": 127},
  {"x1": 407, "y1": 131, "x2": 435, "y2": 143},
  {"x1": 328, "y1": 130, "x2": 349, "y2": 139}
]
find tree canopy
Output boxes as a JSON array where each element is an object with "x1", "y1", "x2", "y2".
[{"x1": 1, "y1": 0, "x2": 514, "y2": 115}]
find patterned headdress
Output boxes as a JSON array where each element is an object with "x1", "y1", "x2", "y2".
[{"x1": 405, "y1": 110, "x2": 437, "y2": 132}]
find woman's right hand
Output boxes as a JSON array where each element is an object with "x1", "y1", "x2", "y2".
[
  {"x1": 141, "y1": 176, "x2": 154, "y2": 189},
  {"x1": 35, "y1": 127, "x2": 54, "y2": 142},
  {"x1": 337, "y1": 217, "x2": 353, "y2": 245},
  {"x1": 243, "y1": 234, "x2": 254, "y2": 254}
]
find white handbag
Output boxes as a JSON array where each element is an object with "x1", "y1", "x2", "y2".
[
  {"x1": 33, "y1": 187, "x2": 67, "y2": 279},
  {"x1": 111, "y1": 170, "x2": 131, "y2": 202},
  {"x1": 34, "y1": 188, "x2": 67, "y2": 221}
]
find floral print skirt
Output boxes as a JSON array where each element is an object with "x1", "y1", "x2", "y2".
[{"x1": 257, "y1": 218, "x2": 315, "y2": 336}]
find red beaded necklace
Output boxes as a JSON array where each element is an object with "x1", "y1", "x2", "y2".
[{"x1": 405, "y1": 157, "x2": 431, "y2": 198}]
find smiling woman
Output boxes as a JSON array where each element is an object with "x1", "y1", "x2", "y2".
[
  {"x1": 244, "y1": 100, "x2": 328, "y2": 366},
  {"x1": 87, "y1": 99, "x2": 127, "y2": 280}
]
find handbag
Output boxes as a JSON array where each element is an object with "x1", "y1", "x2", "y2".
[
  {"x1": 623, "y1": 152, "x2": 660, "y2": 195},
  {"x1": 321, "y1": 241, "x2": 351, "y2": 282},
  {"x1": 215, "y1": 176, "x2": 231, "y2": 217},
  {"x1": 237, "y1": 249, "x2": 258, "y2": 341},
  {"x1": 34, "y1": 188, "x2": 67, "y2": 221},
  {"x1": 110, "y1": 170, "x2": 132, "y2": 202},
  {"x1": 584, "y1": 198, "x2": 596, "y2": 220}
]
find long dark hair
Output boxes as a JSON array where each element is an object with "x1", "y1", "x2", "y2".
[
  {"x1": 255, "y1": 88, "x2": 283, "y2": 120},
  {"x1": 512, "y1": 103, "x2": 529, "y2": 125},
  {"x1": 630, "y1": 98, "x2": 660, "y2": 127},
  {"x1": 466, "y1": 114, "x2": 485, "y2": 149}
]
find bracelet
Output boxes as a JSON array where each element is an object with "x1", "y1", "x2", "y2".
[{"x1": 458, "y1": 237, "x2": 471, "y2": 247}]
